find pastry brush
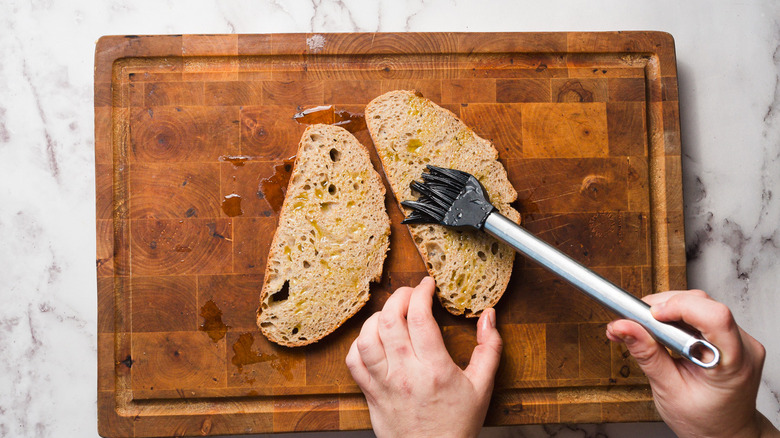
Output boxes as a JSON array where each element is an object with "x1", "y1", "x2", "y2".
[{"x1": 402, "y1": 165, "x2": 720, "y2": 369}]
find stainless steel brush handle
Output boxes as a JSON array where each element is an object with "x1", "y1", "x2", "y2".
[{"x1": 483, "y1": 212, "x2": 720, "y2": 369}]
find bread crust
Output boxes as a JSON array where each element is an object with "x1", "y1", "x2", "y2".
[
  {"x1": 366, "y1": 90, "x2": 520, "y2": 317},
  {"x1": 257, "y1": 124, "x2": 391, "y2": 346}
]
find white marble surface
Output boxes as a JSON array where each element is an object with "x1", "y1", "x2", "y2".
[{"x1": 0, "y1": 0, "x2": 778, "y2": 437}]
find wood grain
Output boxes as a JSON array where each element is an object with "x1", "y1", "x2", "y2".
[
  {"x1": 130, "y1": 219, "x2": 233, "y2": 276},
  {"x1": 521, "y1": 103, "x2": 609, "y2": 158},
  {"x1": 130, "y1": 276, "x2": 197, "y2": 332},
  {"x1": 239, "y1": 106, "x2": 304, "y2": 159},
  {"x1": 197, "y1": 275, "x2": 264, "y2": 331},
  {"x1": 130, "y1": 331, "x2": 227, "y2": 391},
  {"x1": 460, "y1": 103, "x2": 524, "y2": 157},
  {"x1": 129, "y1": 107, "x2": 240, "y2": 162},
  {"x1": 552, "y1": 78, "x2": 608, "y2": 103},
  {"x1": 496, "y1": 78, "x2": 552, "y2": 103},
  {"x1": 96, "y1": 32, "x2": 685, "y2": 436},
  {"x1": 128, "y1": 163, "x2": 221, "y2": 219}
]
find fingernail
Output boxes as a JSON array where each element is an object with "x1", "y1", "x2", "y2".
[
  {"x1": 606, "y1": 322, "x2": 614, "y2": 333},
  {"x1": 422, "y1": 276, "x2": 434, "y2": 285},
  {"x1": 650, "y1": 301, "x2": 665, "y2": 316},
  {"x1": 487, "y1": 308, "x2": 496, "y2": 328},
  {"x1": 622, "y1": 335, "x2": 636, "y2": 345}
]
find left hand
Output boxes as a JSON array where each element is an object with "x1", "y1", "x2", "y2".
[{"x1": 345, "y1": 276, "x2": 503, "y2": 438}]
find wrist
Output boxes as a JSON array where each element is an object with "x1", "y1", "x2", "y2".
[
  {"x1": 672, "y1": 410, "x2": 773, "y2": 438},
  {"x1": 756, "y1": 411, "x2": 780, "y2": 438},
  {"x1": 732, "y1": 411, "x2": 779, "y2": 438}
]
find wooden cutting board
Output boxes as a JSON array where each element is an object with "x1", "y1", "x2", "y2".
[{"x1": 95, "y1": 32, "x2": 685, "y2": 437}]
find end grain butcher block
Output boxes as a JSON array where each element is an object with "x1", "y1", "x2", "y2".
[{"x1": 95, "y1": 32, "x2": 685, "y2": 437}]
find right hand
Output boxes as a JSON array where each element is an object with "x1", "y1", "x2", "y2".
[{"x1": 606, "y1": 290, "x2": 778, "y2": 438}]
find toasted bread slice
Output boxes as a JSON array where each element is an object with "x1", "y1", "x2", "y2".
[
  {"x1": 365, "y1": 90, "x2": 520, "y2": 317},
  {"x1": 257, "y1": 124, "x2": 390, "y2": 346}
]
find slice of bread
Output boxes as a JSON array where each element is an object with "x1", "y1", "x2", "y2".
[
  {"x1": 365, "y1": 90, "x2": 520, "y2": 317},
  {"x1": 257, "y1": 124, "x2": 391, "y2": 346}
]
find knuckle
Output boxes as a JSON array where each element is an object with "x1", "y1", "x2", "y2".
[
  {"x1": 632, "y1": 350, "x2": 654, "y2": 366},
  {"x1": 689, "y1": 289, "x2": 709, "y2": 298},
  {"x1": 378, "y1": 311, "x2": 397, "y2": 330},
  {"x1": 481, "y1": 336, "x2": 503, "y2": 358},
  {"x1": 393, "y1": 343, "x2": 411, "y2": 358},
  {"x1": 710, "y1": 303, "x2": 735, "y2": 328},
  {"x1": 428, "y1": 374, "x2": 445, "y2": 391},
  {"x1": 429, "y1": 368, "x2": 455, "y2": 389},
  {"x1": 478, "y1": 342, "x2": 502, "y2": 360},
  {"x1": 630, "y1": 343, "x2": 660, "y2": 365},
  {"x1": 355, "y1": 336, "x2": 375, "y2": 354},
  {"x1": 492, "y1": 335, "x2": 504, "y2": 353},
  {"x1": 406, "y1": 311, "x2": 430, "y2": 329},
  {"x1": 667, "y1": 293, "x2": 685, "y2": 306},
  {"x1": 753, "y1": 340, "x2": 767, "y2": 363}
]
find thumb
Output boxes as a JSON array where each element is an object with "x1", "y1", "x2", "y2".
[
  {"x1": 607, "y1": 319, "x2": 677, "y2": 382},
  {"x1": 464, "y1": 308, "x2": 503, "y2": 394}
]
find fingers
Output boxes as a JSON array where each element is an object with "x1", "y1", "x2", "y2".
[
  {"x1": 606, "y1": 319, "x2": 678, "y2": 383},
  {"x1": 407, "y1": 277, "x2": 449, "y2": 361},
  {"x1": 464, "y1": 308, "x2": 503, "y2": 394},
  {"x1": 346, "y1": 338, "x2": 370, "y2": 388},
  {"x1": 377, "y1": 286, "x2": 415, "y2": 367},
  {"x1": 742, "y1": 330, "x2": 767, "y2": 371},
  {"x1": 641, "y1": 289, "x2": 708, "y2": 306},
  {"x1": 355, "y1": 312, "x2": 387, "y2": 378},
  {"x1": 649, "y1": 293, "x2": 742, "y2": 368}
]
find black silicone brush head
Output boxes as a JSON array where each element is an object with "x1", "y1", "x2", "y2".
[{"x1": 401, "y1": 165, "x2": 496, "y2": 229}]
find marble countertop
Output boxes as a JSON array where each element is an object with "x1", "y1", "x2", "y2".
[{"x1": 1, "y1": 1, "x2": 778, "y2": 437}]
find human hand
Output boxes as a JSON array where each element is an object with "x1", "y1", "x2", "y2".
[
  {"x1": 345, "y1": 277, "x2": 503, "y2": 438},
  {"x1": 607, "y1": 289, "x2": 778, "y2": 438}
]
